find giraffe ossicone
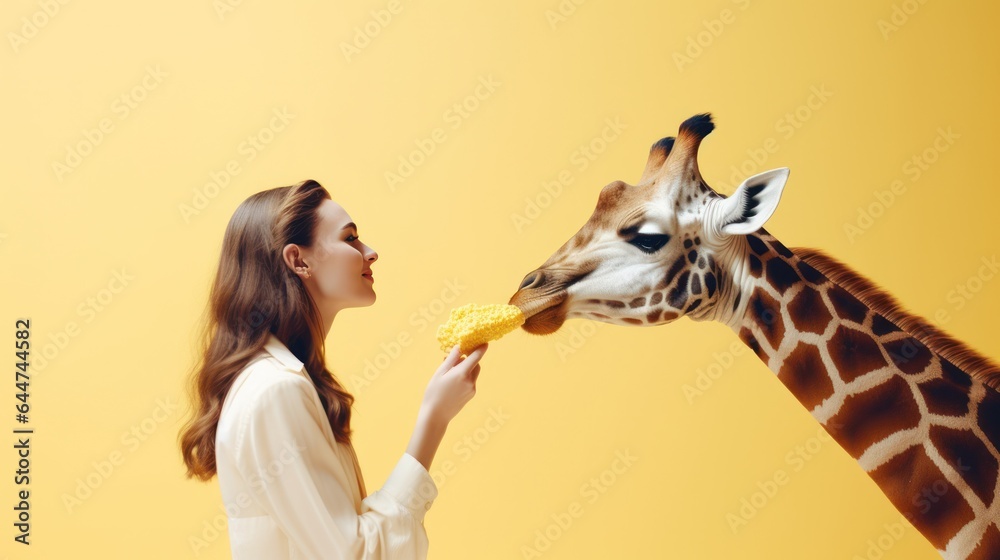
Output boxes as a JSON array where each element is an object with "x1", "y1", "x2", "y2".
[{"x1": 508, "y1": 112, "x2": 1000, "y2": 560}]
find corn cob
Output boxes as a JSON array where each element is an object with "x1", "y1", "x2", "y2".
[{"x1": 436, "y1": 303, "x2": 525, "y2": 354}]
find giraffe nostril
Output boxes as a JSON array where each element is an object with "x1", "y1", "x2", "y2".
[{"x1": 519, "y1": 272, "x2": 540, "y2": 290}]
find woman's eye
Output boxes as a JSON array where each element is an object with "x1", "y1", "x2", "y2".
[
  {"x1": 346, "y1": 235, "x2": 359, "y2": 242},
  {"x1": 628, "y1": 234, "x2": 671, "y2": 253}
]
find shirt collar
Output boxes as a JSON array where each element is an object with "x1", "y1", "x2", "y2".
[{"x1": 263, "y1": 333, "x2": 307, "y2": 374}]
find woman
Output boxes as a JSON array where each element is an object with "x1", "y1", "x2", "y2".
[{"x1": 178, "y1": 179, "x2": 488, "y2": 559}]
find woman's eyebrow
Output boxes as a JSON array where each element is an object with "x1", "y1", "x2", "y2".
[{"x1": 341, "y1": 222, "x2": 357, "y2": 231}]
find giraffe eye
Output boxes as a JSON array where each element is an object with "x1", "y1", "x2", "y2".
[{"x1": 628, "y1": 234, "x2": 671, "y2": 253}]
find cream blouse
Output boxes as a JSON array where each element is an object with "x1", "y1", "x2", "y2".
[{"x1": 215, "y1": 333, "x2": 439, "y2": 559}]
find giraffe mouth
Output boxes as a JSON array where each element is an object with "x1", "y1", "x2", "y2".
[
  {"x1": 522, "y1": 302, "x2": 568, "y2": 335},
  {"x1": 509, "y1": 291, "x2": 569, "y2": 335},
  {"x1": 509, "y1": 264, "x2": 594, "y2": 335}
]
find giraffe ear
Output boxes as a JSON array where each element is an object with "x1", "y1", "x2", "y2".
[{"x1": 716, "y1": 168, "x2": 789, "y2": 235}]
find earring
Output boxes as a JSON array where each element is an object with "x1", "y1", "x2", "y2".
[{"x1": 297, "y1": 266, "x2": 311, "y2": 278}]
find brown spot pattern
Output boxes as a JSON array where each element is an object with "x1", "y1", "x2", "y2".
[
  {"x1": 976, "y1": 389, "x2": 1000, "y2": 455},
  {"x1": 748, "y1": 288, "x2": 785, "y2": 350},
  {"x1": 739, "y1": 326, "x2": 769, "y2": 362},
  {"x1": 883, "y1": 337, "x2": 933, "y2": 375},
  {"x1": 765, "y1": 257, "x2": 801, "y2": 294},
  {"x1": 828, "y1": 325, "x2": 888, "y2": 383},
  {"x1": 928, "y1": 425, "x2": 998, "y2": 507},
  {"x1": 747, "y1": 235, "x2": 768, "y2": 255},
  {"x1": 667, "y1": 271, "x2": 690, "y2": 309},
  {"x1": 871, "y1": 314, "x2": 902, "y2": 336},
  {"x1": 828, "y1": 285, "x2": 868, "y2": 324},
  {"x1": 796, "y1": 259, "x2": 826, "y2": 284},
  {"x1": 788, "y1": 285, "x2": 832, "y2": 335},
  {"x1": 660, "y1": 255, "x2": 686, "y2": 289},
  {"x1": 967, "y1": 524, "x2": 1000, "y2": 560},
  {"x1": 778, "y1": 342, "x2": 835, "y2": 410},
  {"x1": 827, "y1": 375, "x2": 921, "y2": 457},
  {"x1": 869, "y1": 445, "x2": 976, "y2": 548},
  {"x1": 690, "y1": 274, "x2": 702, "y2": 295},
  {"x1": 918, "y1": 377, "x2": 970, "y2": 417}
]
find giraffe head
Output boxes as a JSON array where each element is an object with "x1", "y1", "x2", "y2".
[{"x1": 509, "y1": 113, "x2": 790, "y2": 335}]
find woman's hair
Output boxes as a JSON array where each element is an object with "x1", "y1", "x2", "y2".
[{"x1": 179, "y1": 179, "x2": 355, "y2": 481}]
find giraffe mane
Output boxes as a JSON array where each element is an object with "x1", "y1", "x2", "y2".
[{"x1": 790, "y1": 246, "x2": 1000, "y2": 392}]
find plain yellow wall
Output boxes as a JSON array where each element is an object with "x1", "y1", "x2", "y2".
[{"x1": 3, "y1": 0, "x2": 998, "y2": 558}]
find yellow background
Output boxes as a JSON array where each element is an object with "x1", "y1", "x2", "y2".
[{"x1": 3, "y1": 0, "x2": 998, "y2": 558}]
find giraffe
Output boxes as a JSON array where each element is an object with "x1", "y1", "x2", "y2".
[{"x1": 507, "y1": 113, "x2": 1000, "y2": 559}]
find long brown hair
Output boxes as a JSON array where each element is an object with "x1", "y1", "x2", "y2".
[{"x1": 179, "y1": 179, "x2": 355, "y2": 480}]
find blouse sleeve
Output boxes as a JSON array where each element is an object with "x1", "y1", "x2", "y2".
[{"x1": 233, "y1": 376, "x2": 439, "y2": 560}]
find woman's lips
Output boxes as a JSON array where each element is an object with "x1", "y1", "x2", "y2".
[{"x1": 362, "y1": 272, "x2": 374, "y2": 282}]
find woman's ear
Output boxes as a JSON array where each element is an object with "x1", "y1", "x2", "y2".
[
  {"x1": 712, "y1": 168, "x2": 790, "y2": 235},
  {"x1": 282, "y1": 243, "x2": 305, "y2": 272}
]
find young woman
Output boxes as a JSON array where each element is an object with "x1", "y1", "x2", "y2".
[{"x1": 179, "y1": 179, "x2": 488, "y2": 559}]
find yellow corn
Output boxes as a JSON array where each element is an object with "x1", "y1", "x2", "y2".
[{"x1": 436, "y1": 303, "x2": 525, "y2": 354}]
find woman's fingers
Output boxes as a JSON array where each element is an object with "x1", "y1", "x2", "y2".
[
  {"x1": 458, "y1": 343, "x2": 487, "y2": 370},
  {"x1": 436, "y1": 345, "x2": 462, "y2": 375},
  {"x1": 453, "y1": 344, "x2": 487, "y2": 379},
  {"x1": 438, "y1": 342, "x2": 487, "y2": 380}
]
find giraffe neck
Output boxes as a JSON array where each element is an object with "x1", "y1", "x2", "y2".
[{"x1": 718, "y1": 228, "x2": 1000, "y2": 560}]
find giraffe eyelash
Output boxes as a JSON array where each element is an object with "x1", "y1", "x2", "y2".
[{"x1": 628, "y1": 234, "x2": 671, "y2": 253}]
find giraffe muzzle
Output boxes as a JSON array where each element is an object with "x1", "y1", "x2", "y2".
[{"x1": 508, "y1": 270, "x2": 575, "y2": 334}]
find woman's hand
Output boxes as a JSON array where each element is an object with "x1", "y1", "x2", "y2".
[
  {"x1": 406, "y1": 343, "x2": 489, "y2": 471},
  {"x1": 419, "y1": 343, "x2": 488, "y2": 428}
]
